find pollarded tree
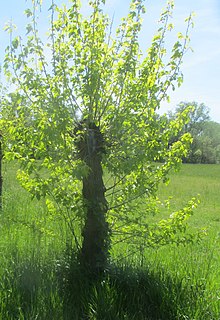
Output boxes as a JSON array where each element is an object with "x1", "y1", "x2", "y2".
[{"x1": 2, "y1": 0, "x2": 197, "y2": 275}]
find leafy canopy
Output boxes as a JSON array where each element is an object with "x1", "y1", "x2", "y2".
[
  {"x1": 168, "y1": 101, "x2": 220, "y2": 164},
  {"x1": 2, "y1": 0, "x2": 200, "y2": 255}
]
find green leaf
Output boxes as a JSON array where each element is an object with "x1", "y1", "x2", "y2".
[
  {"x1": 12, "y1": 37, "x2": 19, "y2": 49},
  {"x1": 24, "y1": 8, "x2": 33, "y2": 17}
]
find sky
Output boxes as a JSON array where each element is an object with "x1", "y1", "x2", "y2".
[{"x1": 0, "y1": 0, "x2": 220, "y2": 122}]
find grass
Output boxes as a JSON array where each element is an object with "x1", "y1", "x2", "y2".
[
  {"x1": 159, "y1": 164, "x2": 220, "y2": 230},
  {"x1": 0, "y1": 162, "x2": 219, "y2": 319}
]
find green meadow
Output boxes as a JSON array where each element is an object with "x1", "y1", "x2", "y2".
[{"x1": 0, "y1": 162, "x2": 219, "y2": 319}]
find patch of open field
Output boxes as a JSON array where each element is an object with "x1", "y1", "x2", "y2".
[{"x1": 0, "y1": 162, "x2": 219, "y2": 319}]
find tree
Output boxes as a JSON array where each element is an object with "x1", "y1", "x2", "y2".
[
  {"x1": 194, "y1": 121, "x2": 220, "y2": 164},
  {"x1": 168, "y1": 101, "x2": 212, "y2": 163},
  {"x1": 173, "y1": 101, "x2": 210, "y2": 135},
  {"x1": 2, "y1": 0, "x2": 197, "y2": 275}
]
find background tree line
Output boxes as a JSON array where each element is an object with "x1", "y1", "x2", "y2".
[{"x1": 166, "y1": 101, "x2": 220, "y2": 164}]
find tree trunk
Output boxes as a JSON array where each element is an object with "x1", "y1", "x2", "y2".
[{"x1": 75, "y1": 121, "x2": 110, "y2": 275}]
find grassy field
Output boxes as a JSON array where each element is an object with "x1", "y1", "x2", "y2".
[{"x1": 0, "y1": 162, "x2": 219, "y2": 319}]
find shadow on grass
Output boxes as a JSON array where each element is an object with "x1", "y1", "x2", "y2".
[
  {"x1": 0, "y1": 250, "x2": 213, "y2": 320},
  {"x1": 60, "y1": 253, "x2": 208, "y2": 320}
]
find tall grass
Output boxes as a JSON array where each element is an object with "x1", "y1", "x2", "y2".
[{"x1": 0, "y1": 162, "x2": 219, "y2": 319}]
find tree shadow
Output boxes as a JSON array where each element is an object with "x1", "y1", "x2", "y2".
[
  {"x1": 1, "y1": 251, "x2": 209, "y2": 320},
  {"x1": 61, "y1": 258, "x2": 205, "y2": 320}
]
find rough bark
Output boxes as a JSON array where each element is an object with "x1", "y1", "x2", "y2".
[{"x1": 75, "y1": 121, "x2": 110, "y2": 275}]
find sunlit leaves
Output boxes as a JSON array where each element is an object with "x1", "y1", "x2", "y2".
[
  {"x1": 24, "y1": 8, "x2": 33, "y2": 18},
  {"x1": 3, "y1": 21, "x2": 17, "y2": 33},
  {"x1": 2, "y1": 0, "x2": 197, "y2": 253}
]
